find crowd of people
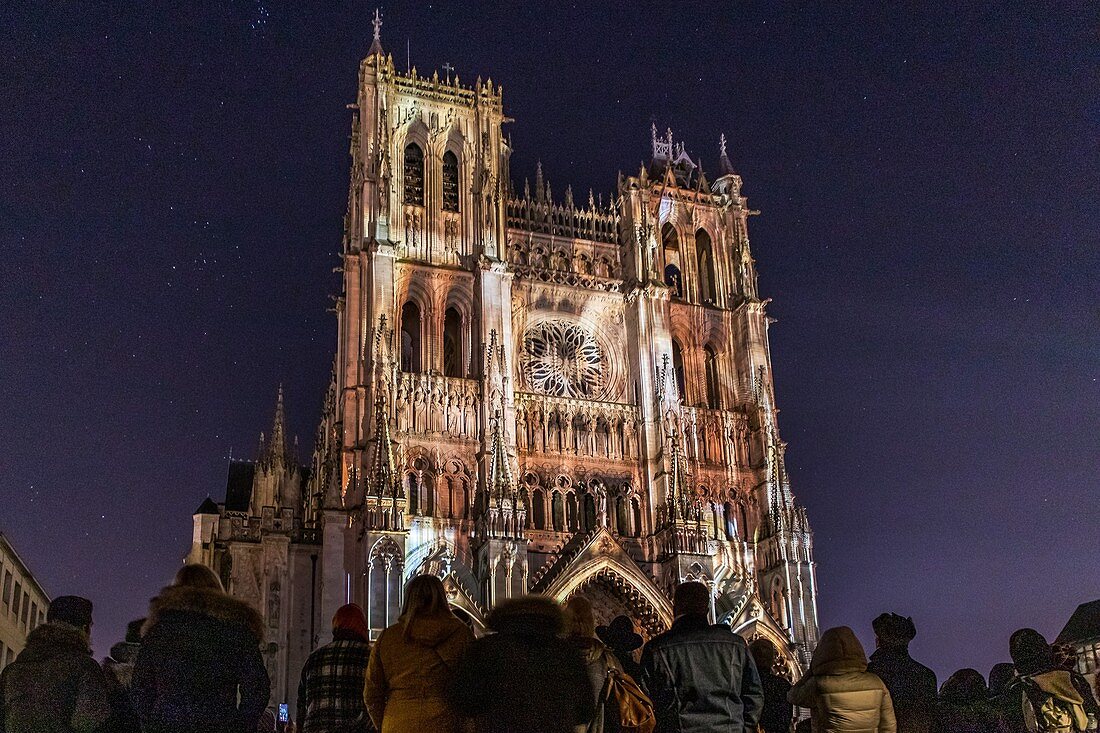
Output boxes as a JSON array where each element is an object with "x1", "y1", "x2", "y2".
[{"x1": 0, "y1": 563, "x2": 1096, "y2": 733}]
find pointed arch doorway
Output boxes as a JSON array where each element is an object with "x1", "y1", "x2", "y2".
[{"x1": 565, "y1": 569, "x2": 669, "y2": 641}]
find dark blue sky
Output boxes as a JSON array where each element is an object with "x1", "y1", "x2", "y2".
[{"x1": 2, "y1": 2, "x2": 1096, "y2": 677}]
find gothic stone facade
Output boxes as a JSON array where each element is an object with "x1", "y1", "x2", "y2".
[{"x1": 189, "y1": 35, "x2": 819, "y2": 712}]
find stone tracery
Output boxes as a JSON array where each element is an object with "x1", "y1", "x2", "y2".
[{"x1": 522, "y1": 320, "x2": 606, "y2": 400}]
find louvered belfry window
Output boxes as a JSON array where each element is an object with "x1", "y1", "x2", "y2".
[
  {"x1": 404, "y1": 143, "x2": 424, "y2": 206},
  {"x1": 442, "y1": 150, "x2": 460, "y2": 212}
]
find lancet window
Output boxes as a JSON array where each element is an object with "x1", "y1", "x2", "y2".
[
  {"x1": 400, "y1": 301, "x2": 422, "y2": 373},
  {"x1": 532, "y1": 488, "x2": 546, "y2": 529},
  {"x1": 405, "y1": 473, "x2": 419, "y2": 515},
  {"x1": 404, "y1": 143, "x2": 424, "y2": 206},
  {"x1": 696, "y1": 229, "x2": 716, "y2": 303},
  {"x1": 367, "y1": 538, "x2": 403, "y2": 634},
  {"x1": 662, "y1": 223, "x2": 679, "y2": 250},
  {"x1": 665, "y1": 264, "x2": 683, "y2": 298},
  {"x1": 443, "y1": 307, "x2": 463, "y2": 377},
  {"x1": 704, "y1": 345, "x2": 721, "y2": 409},
  {"x1": 442, "y1": 150, "x2": 460, "y2": 212}
]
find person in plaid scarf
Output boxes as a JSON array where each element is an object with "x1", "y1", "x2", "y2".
[{"x1": 296, "y1": 604, "x2": 374, "y2": 733}]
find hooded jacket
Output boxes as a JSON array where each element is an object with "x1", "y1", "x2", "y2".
[
  {"x1": 364, "y1": 611, "x2": 474, "y2": 733},
  {"x1": 131, "y1": 585, "x2": 270, "y2": 733},
  {"x1": 446, "y1": 596, "x2": 595, "y2": 733},
  {"x1": 640, "y1": 614, "x2": 764, "y2": 733},
  {"x1": 0, "y1": 622, "x2": 111, "y2": 733},
  {"x1": 789, "y1": 627, "x2": 896, "y2": 733}
]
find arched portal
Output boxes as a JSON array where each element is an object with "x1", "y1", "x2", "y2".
[
  {"x1": 545, "y1": 548, "x2": 673, "y2": 639},
  {"x1": 563, "y1": 569, "x2": 670, "y2": 640}
]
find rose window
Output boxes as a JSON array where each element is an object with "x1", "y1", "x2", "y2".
[{"x1": 522, "y1": 321, "x2": 605, "y2": 399}]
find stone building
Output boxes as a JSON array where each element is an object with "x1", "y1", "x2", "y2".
[
  {"x1": 0, "y1": 533, "x2": 50, "y2": 671},
  {"x1": 189, "y1": 17, "x2": 819, "y2": 712}
]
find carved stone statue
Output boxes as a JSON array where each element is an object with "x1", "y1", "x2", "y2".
[{"x1": 594, "y1": 482, "x2": 609, "y2": 528}]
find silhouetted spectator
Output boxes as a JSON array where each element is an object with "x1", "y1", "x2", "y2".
[
  {"x1": 102, "y1": 618, "x2": 144, "y2": 733},
  {"x1": 866, "y1": 613, "x2": 936, "y2": 733},
  {"x1": 788, "y1": 625, "x2": 896, "y2": 733},
  {"x1": 132, "y1": 563, "x2": 270, "y2": 733},
  {"x1": 447, "y1": 595, "x2": 594, "y2": 733},
  {"x1": 0, "y1": 595, "x2": 111, "y2": 733},
  {"x1": 933, "y1": 668, "x2": 1003, "y2": 733},
  {"x1": 751, "y1": 639, "x2": 793, "y2": 733},
  {"x1": 1007, "y1": 628, "x2": 1090, "y2": 732},
  {"x1": 364, "y1": 575, "x2": 473, "y2": 733},
  {"x1": 989, "y1": 662, "x2": 1022, "y2": 733},
  {"x1": 596, "y1": 615, "x2": 644, "y2": 682},
  {"x1": 641, "y1": 581, "x2": 763, "y2": 732},
  {"x1": 296, "y1": 603, "x2": 373, "y2": 733},
  {"x1": 990, "y1": 663, "x2": 1016, "y2": 698},
  {"x1": 563, "y1": 597, "x2": 622, "y2": 733}
]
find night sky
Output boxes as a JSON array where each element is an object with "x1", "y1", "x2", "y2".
[{"x1": 2, "y1": 3, "x2": 1097, "y2": 679}]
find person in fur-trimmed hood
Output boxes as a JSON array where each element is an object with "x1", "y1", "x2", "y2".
[
  {"x1": 0, "y1": 595, "x2": 111, "y2": 733},
  {"x1": 131, "y1": 564, "x2": 270, "y2": 733},
  {"x1": 446, "y1": 595, "x2": 595, "y2": 733}
]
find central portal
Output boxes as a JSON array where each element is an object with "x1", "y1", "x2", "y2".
[{"x1": 569, "y1": 570, "x2": 668, "y2": 641}]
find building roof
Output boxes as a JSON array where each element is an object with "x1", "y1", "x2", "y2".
[
  {"x1": 1056, "y1": 599, "x2": 1100, "y2": 645},
  {"x1": 0, "y1": 532, "x2": 50, "y2": 603},
  {"x1": 220, "y1": 459, "x2": 310, "y2": 515},
  {"x1": 225, "y1": 461, "x2": 256, "y2": 513},
  {"x1": 194, "y1": 496, "x2": 220, "y2": 515}
]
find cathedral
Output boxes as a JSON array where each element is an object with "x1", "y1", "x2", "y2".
[{"x1": 187, "y1": 19, "x2": 819, "y2": 712}]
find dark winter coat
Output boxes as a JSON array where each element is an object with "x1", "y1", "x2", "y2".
[
  {"x1": 640, "y1": 614, "x2": 764, "y2": 733},
  {"x1": 758, "y1": 668, "x2": 794, "y2": 733},
  {"x1": 610, "y1": 648, "x2": 645, "y2": 686},
  {"x1": 0, "y1": 621, "x2": 112, "y2": 733},
  {"x1": 102, "y1": 641, "x2": 142, "y2": 733},
  {"x1": 932, "y1": 669, "x2": 1004, "y2": 733},
  {"x1": 867, "y1": 647, "x2": 937, "y2": 733},
  {"x1": 131, "y1": 585, "x2": 270, "y2": 733},
  {"x1": 446, "y1": 597, "x2": 595, "y2": 733}
]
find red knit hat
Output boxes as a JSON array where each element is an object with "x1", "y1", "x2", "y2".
[{"x1": 332, "y1": 603, "x2": 369, "y2": 640}]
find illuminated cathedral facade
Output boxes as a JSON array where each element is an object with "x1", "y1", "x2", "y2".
[{"x1": 188, "y1": 20, "x2": 819, "y2": 711}]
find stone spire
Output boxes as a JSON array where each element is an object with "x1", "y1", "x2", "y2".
[
  {"x1": 718, "y1": 132, "x2": 736, "y2": 176},
  {"x1": 368, "y1": 8, "x2": 384, "y2": 58},
  {"x1": 487, "y1": 408, "x2": 515, "y2": 503},
  {"x1": 477, "y1": 330, "x2": 524, "y2": 540},
  {"x1": 365, "y1": 390, "x2": 399, "y2": 500},
  {"x1": 258, "y1": 385, "x2": 295, "y2": 470}
]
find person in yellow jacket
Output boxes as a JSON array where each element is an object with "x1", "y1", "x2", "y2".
[
  {"x1": 364, "y1": 575, "x2": 474, "y2": 733},
  {"x1": 789, "y1": 626, "x2": 897, "y2": 733}
]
